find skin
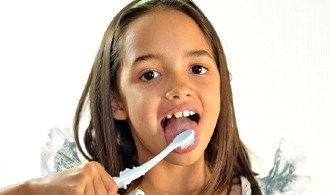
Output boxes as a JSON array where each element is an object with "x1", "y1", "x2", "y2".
[
  {"x1": 0, "y1": 162, "x2": 118, "y2": 195},
  {"x1": 112, "y1": 9, "x2": 221, "y2": 194}
]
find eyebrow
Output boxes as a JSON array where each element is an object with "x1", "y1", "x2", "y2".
[
  {"x1": 185, "y1": 50, "x2": 213, "y2": 59},
  {"x1": 132, "y1": 54, "x2": 156, "y2": 66},
  {"x1": 132, "y1": 49, "x2": 213, "y2": 66}
]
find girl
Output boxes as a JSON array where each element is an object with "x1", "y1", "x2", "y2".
[{"x1": 0, "y1": 0, "x2": 262, "y2": 194}]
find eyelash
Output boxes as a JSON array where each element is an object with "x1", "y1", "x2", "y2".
[
  {"x1": 189, "y1": 64, "x2": 208, "y2": 74},
  {"x1": 139, "y1": 65, "x2": 208, "y2": 81},
  {"x1": 140, "y1": 70, "x2": 161, "y2": 81}
]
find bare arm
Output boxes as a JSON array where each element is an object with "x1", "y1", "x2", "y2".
[
  {"x1": 0, "y1": 162, "x2": 119, "y2": 195},
  {"x1": 0, "y1": 182, "x2": 30, "y2": 195}
]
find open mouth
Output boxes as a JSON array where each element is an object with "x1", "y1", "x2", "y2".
[{"x1": 161, "y1": 110, "x2": 200, "y2": 129}]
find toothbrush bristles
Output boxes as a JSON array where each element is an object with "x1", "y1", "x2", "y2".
[{"x1": 180, "y1": 136, "x2": 195, "y2": 149}]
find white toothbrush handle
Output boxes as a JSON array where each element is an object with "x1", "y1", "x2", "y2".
[
  {"x1": 113, "y1": 129, "x2": 194, "y2": 189},
  {"x1": 113, "y1": 142, "x2": 177, "y2": 189}
]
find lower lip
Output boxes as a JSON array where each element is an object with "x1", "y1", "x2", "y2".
[{"x1": 173, "y1": 130, "x2": 200, "y2": 154}]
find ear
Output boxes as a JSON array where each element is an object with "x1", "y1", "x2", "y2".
[{"x1": 111, "y1": 93, "x2": 128, "y2": 121}]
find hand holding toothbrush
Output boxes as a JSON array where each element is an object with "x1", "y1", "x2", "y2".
[{"x1": 9, "y1": 162, "x2": 119, "y2": 195}]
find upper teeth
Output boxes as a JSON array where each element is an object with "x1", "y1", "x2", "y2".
[{"x1": 166, "y1": 110, "x2": 195, "y2": 119}]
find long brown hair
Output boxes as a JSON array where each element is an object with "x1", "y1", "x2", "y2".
[{"x1": 73, "y1": 0, "x2": 261, "y2": 194}]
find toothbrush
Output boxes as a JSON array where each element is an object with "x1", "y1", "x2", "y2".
[{"x1": 113, "y1": 129, "x2": 195, "y2": 189}]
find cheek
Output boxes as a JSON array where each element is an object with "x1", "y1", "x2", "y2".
[
  {"x1": 122, "y1": 86, "x2": 160, "y2": 128},
  {"x1": 117, "y1": 67, "x2": 157, "y2": 128},
  {"x1": 205, "y1": 92, "x2": 220, "y2": 122},
  {"x1": 205, "y1": 75, "x2": 220, "y2": 102},
  {"x1": 203, "y1": 78, "x2": 221, "y2": 122},
  {"x1": 124, "y1": 89, "x2": 165, "y2": 152}
]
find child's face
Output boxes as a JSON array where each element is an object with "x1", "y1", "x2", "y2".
[{"x1": 113, "y1": 9, "x2": 220, "y2": 165}]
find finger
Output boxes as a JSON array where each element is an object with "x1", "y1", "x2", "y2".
[
  {"x1": 94, "y1": 162, "x2": 119, "y2": 194},
  {"x1": 84, "y1": 178, "x2": 95, "y2": 195},
  {"x1": 82, "y1": 162, "x2": 100, "y2": 195},
  {"x1": 93, "y1": 172, "x2": 107, "y2": 195},
  {"x1": 103, "y1": 176, "x2": 119, "y2": 195}
]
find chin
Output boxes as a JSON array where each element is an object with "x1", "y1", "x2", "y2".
[{"x1": 167, "y1": 147, "x2": 205, "y2": 166}]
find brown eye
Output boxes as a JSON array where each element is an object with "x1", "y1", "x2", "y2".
[
  {"x1": 140, "y1": 70, "x2": 161, "y2": 81},
  {"x1": 189, "y1": 65, "x2": 207, "y2": 74}
]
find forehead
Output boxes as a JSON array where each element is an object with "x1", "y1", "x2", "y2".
[{"x1": 120, "y1": 8, "x2": 212, "y2": 59}]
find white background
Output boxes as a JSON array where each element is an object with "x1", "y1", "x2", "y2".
[{"x1": 0, "y1": 1, "x2": 329, "y2": 194}]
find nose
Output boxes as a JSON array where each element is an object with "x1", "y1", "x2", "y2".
[{"x1": 165, "y1": 76, "x2": 193, "y2": 100}]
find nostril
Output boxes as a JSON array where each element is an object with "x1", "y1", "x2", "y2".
[{"x1": 165, "y1": 86, "x2": 193, "y2": 100}]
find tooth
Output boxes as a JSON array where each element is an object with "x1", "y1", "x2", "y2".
[
  {"x1": 174, "y1": 111, "x2": 183, "y2": 118},
  {"x1": 189, "y1": 111, "x2": 195, "y2": 116},
  {"x1": 183, "y1": 110, "x2": 190, "y2": 117},
  {"x1": 166, "y1": 114, "x2": 172, "y2": 119}
]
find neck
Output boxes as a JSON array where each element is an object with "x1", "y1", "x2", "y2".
[{"x1": 138, "y1": 155, "x2": 210, "y2": 195}]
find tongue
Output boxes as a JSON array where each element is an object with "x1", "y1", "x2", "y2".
[{"x1": 164, "y1": 117, "x2": 197, "y2": 145}]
